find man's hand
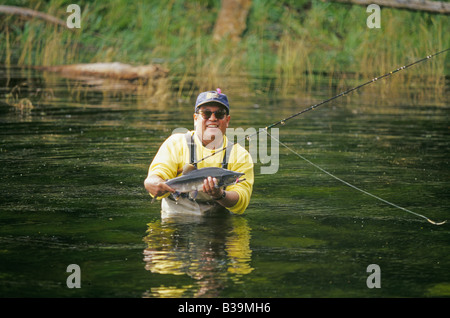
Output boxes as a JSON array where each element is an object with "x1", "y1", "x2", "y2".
[
  {"x1": 203, "y1": 176, "x2": 239, "y2": 207},
  {"x1": 202, "y1": 176, "x2": 222, "y2": 199},
  {"x1": 144, "y1": 175, "x2": 176, "y2": 198}
]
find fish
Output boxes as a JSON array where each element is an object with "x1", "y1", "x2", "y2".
[{"x1": 153, "y1": 166, "x2": 245, "y2": 202}]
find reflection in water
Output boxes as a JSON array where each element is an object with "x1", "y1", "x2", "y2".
[
  {"x1": 2, "y1": 66, "x2": 448, "y2": 297},
  {"x1": 142, "y1": 212, "x2": 253, "y2": 298}
]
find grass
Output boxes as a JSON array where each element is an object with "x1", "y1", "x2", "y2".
[{"x1": 0, "y1": 0, "x2": 448, "y2": 101}]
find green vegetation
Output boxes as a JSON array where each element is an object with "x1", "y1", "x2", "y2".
[{"x1": 1, "y1": 0, "x2": 448, "y2": 98}]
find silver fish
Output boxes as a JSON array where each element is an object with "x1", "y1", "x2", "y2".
[{"x1": 164, "y1": 167, "x2": 245, "y2": 201}]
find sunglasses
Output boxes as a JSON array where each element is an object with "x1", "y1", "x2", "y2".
[{"x1": 196, "y1": 109, "x2": 228, "y2": 120}]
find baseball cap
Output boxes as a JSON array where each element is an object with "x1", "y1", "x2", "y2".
[{"x1": 195, "y1": 88, "x2": 229, "y2": 113}]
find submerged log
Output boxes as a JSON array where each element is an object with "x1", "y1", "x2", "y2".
[
  {"x1": 36, "y1": 62, "x2": 170, "y2": 98},
  {"x1": 326, "y1": 0, "x2": 450, "y2": 14},
  {"x1": 37, "y1": 62, "x2": 169, "y2": 82}
]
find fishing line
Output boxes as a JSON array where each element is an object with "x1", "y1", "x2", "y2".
[
  {"x1": 266, "y1": 131, "x2": 446, "y2": 226},
  {"x1": 190, "y1": 49, "x2": 448, "y2": 225},
  {"x1": 194, "y1": 48, "x2": 449, "y2": 166}
]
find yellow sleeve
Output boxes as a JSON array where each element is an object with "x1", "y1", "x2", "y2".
[
  {"x1": 148, "y1": 133, "x2": 187, "y2": 181},
  {"x1": 225, "y1": 143, "x2": 254, "y2": 215},
  {"x1": 147, "y1": 132, "x2": 254, "y2": 214}
]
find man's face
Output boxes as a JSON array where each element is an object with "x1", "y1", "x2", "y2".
[{"x1": 194, "y1": 104, "x2": 230, "y2": 146}]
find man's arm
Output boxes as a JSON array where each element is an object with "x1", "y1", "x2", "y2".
[
  {"x1": 202, "y1": 176, "x2": 239, "y2": 208},
  {"x1": 144, "y1": 174, "x2": 176, "y2": 198},
  {"x1": 144, "y1": 134, "x2": 185, "y2": 199}
]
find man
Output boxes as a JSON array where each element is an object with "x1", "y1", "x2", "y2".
[{"x1": 144, "y1": 89, "x2": 254, "y2": 215}]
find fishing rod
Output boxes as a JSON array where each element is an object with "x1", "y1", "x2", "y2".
[
  {"x1": 191, "y1": 49, "x2": 449, "y2": 225},
  {"x1": 264, "y1": 48, "x2": 450, "y2": 131},
  {"x1": 194, "y1": 48, "x2": 449, "y2": 165}
]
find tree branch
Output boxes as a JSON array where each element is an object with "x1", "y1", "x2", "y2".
[
  {"x1": 325, "y1": 0, "x2": 450, "y2": 14},
  {"x1": 0, "y1": 5, "x2": 68, "y2": 27}
]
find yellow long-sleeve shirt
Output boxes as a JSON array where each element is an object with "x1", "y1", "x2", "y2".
[{"x1": 147, "y1": 131, "x2": 254, "y2": 214}]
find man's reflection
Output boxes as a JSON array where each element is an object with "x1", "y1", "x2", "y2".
[{"x1": 142, "y1": 212, "x2": 253, "y2": 298}]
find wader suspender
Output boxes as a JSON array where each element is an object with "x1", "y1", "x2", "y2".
[{"x1": 185, "y1": 132, "x2": 232, "y2": 169}]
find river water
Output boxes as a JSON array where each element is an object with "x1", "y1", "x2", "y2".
[{"x1": 0, "y1": 66, "x2": 449, "y2": 298}]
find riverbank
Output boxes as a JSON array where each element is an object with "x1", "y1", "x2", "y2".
[{"x1": 1, "y1": 0, "x2": 448, "y2": 99}]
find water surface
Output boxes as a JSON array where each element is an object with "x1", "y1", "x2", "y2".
[{"x1": 0, "y1": 67, "x2": 449, "y2": 297}]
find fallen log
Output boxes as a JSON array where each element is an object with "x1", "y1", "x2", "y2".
[
  {"x1": 326, "y1": 0, "x2": 450, "y2": 14},
  {"x1": 37, "y1": 62, "x2": 169, "y2": 82}
]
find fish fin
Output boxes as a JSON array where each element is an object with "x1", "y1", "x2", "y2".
[
  {"x1": 189, "y1": 190, "x2": 198, "y2": 200},
  {"x1": 237, "y1": 178, "x2": 246, "y2": 184},
  {"x1": 182, "y1": 164, "x2": 196, "y2": 175},
  {"x1": 171, "y1": 192, "x2": 181, "y2": 201}
]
